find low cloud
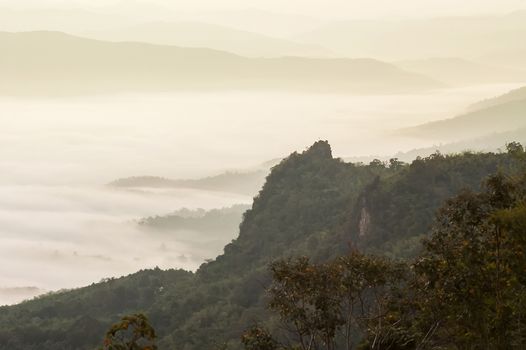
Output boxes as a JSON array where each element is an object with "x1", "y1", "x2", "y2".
[{"x1": 0, "y1": 184, "x2": 249, "y2": 305}]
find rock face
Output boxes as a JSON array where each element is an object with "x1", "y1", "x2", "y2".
[
  {"x1": 304, "y1": 140, "x2": 332, "y2": 159},
  {"x1": 358, "y1": 207, "x2": 371, "y2": 237}
]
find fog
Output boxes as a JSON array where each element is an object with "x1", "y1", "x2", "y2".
[
  {"x1": 1, "y1": 0, "x2": 525, "y2": 307},
  {"x1": 2, "y1": 86, "x2": 519, "y2": 185},
  {"x1": 1, "y1": 84, "x2": 522, "y2": 305},
  {"x1": 0, "y1": 184, "x2": 249, "y2": 305}
]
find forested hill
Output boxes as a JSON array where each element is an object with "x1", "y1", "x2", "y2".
[{"x1": 0, "y1": 141, "x2": 523, "y2": 349}]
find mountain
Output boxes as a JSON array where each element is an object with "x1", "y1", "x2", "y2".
[
  {"x1": 398, "y1": 98, "x2": 526, "y2": 142},
  {"x1": 466, "y1": 85, "x2": 526, "y2": 112},
  {"x1": 84, "y1": 21, "x2": 333, "y2": 58},
  {"x1": 0, "y1": 7, "x2": 322, "y2": 40},
  {"x1": 139, "y1": 204, "x2": 250, "y2": 235},
  {"x1": 396, "y1": 128, "x2": 526, "y2": 161},
  {"x1": 345, "y1": 127, "x2": 526, "y2": 164},
  {"x1": 297, "y1": 11, "x2": 526, "y2": 60},
  {"x1": 0, "y1": 31, "x2": 442, "y2": 96},
  {"x1": 0, "y1": 141, "x2": 522, "y2": 349},
  {"x1": 109, "y1": 169, "x2": 269, "y2": 196},
  {"x1": 395, "y1": 57, "x2": 526, "y2": 86},
  {"x1": 138, "y1": 205, "x2": 251, "y2": 260}
]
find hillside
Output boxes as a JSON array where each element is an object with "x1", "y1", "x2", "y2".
[
  {"x1": 466, "y1": 85, "x2": 526, "y2": 112},
  {"x1": 0, "y1": 31, "x2": 441, "y2": 96},
  {"x1": 109, "y1": 169, "x2": 268, "y2": 196},
  {"x1": 345, "y1": 127, "x2": 526, "y2": 164},
  {"x1": 139, "y1": 204, "x2": 249, "y2": 236},
  {"x1": 395, "y1": 57, "x2": 526, "y2": 86},
  {"x1": 0, "y1": 141, "x2": 522, "y2": 349},
  {"x1": 398, "y1": 98, "x2": 526, "y2": 142}
]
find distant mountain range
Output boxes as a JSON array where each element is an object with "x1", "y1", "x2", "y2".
[
  {"x1": 139, "y1": 204, "x2": 250, "y2": 234},
  {"x1": 345, "y1": 126, "x2": 526, "y2": 164},
  {"x1": 395, "y1": 57, "x2": 526, "y2": 86},
  {"x1": 466, "y1": 86, "x2": 526, "y2": 112},
  {"x1": 83, "y1": 21, "x2": 333, "y2": 58},
  {"x1": 398, "y1": 88, "x2": 526, "y2": 142},
  {"x1": 3, "y1": 6, "x2": 526, "y2": 68},
  {"x1": 0, "y1": 31, "x2": 442, "y2": 95},
  {"x1": 109, "y1": 170, "x2": 268, "y2": 196},
  {"x1": 399, "y1": 99, "x2": 526, "y2": 141},
  {"x1": 389, "y1": 128, "x2": 526, "y2": 162},
  {"x1": 0, "y1": 7, "x2": 323, "y2": 40},
  {"x1": 297, "y1": 11, "x2": 526, "y2": 61}
]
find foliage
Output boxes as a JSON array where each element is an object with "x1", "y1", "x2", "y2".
[
  {"x1": 350, "y1": 149, "x2": 519, "y2": 258},
  {"x1": 101, "y1": 314, "x2": 157, "y2": 350},
  {"x1": 246, "y1": 252, "x2": 409, "y2": 350},
  {"x1": 244, "y1": 170, "x2": 526, "y2": 350},
  {"x1": 0, "y1": 141, "x2": 523, "y2": 349},
  {"x1": 241, "y1": 326, "x2": 280, "y2": 350},
  {"x1": 408, "y1": 173, "x2": 526, "y2": 349}
]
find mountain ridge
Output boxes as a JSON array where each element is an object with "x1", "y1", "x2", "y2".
[
  {"x1": 83, "y1": 21, "x2": 334, "y2": 58},
  {"x1": 0, "y1": 141, "x2": 522, "y2": 349},
  {"x1": 398, "y1": 98, "x2": 526, "y2": 142},
  {"x1": 0, "y1": 31, "x2": 442, "y2": 96}
]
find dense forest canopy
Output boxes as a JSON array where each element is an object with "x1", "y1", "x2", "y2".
[{"x1": 0, "y1": 141, "x2": 524, "y2": 349}]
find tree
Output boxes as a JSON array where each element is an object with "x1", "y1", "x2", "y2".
[
  {"x1": 388, "y1": 158, "x2": 405, "y2": 171},
  {"x1": 245, "y1": 252, "x2": 408, "y2": 350},
  {"x1": 241, "y1": 326, "x2": 280, "y2": 350},
  {"x1": 506, "y1": 141, "x2": 525, "y2": 155},
  {"x1": 101, "y1": 314, "x2": 157, "y2": 350},
  {"x1": 411, "y1": 173, "x2": 526, "y2": 349}
]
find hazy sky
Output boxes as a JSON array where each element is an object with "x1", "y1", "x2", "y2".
[{"x1": 1, "y1": 0, "x2": 525, "y2": 19}]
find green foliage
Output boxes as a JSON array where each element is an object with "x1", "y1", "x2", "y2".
[
  {"x1": 0, "y1": 141, "x2": 523, "y2": 349},
  {"x1": 506, "y1": 141, "x2": 525, "y2": 155},
  {"x1": 101, "y1": 314, "x2": 157, "y2": 350},
  {"x1": 247, "y1": 171, "x2": 526, "y2": 350},
  {"x1": 255, "y1": 252, "x2": 409, "y2": 350},
  {"x1": 409, "y1": 173, "x2": 526, "y2": 349},
  {"x1": 350, "y1": 150, "x2": 519, "y2": 258},
  {"x1": 139, "y1": 204, "x2": 249, "y2": 233},
  {"x1": 241, "y1": 326, "x2": 280, "y2": 350}
]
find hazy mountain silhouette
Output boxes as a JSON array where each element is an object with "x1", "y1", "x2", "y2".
[
  {"x1": 109, "y1": 170, "x2": 268, "y2": 196},
  {"x1": 466, "y1": 86, "x2": 526, "y2": 112},
  {"x1": 395, "y1": 58, "x2": 526, "y2": 86},
  {"x1": 84, "y1": 21, "x2": 333, "y2": 58},
  {"x1": 0, "y1": 31, "x2": 442, "y2": 95},
  {"x1": 398, "y1": 98, "x2": 526, "y2": 141},
  {"x1": 297, "y1": 11, "x2": 526, "y2": 60}
]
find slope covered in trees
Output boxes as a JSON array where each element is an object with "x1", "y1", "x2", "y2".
[
  {"x1": 247, "y1": 169, "x2": 526, "y2": 349},
  {"x1": 0, "y1": 141, "x2": 523, "y2": 349}
]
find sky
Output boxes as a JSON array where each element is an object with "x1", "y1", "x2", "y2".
[{"x1": 1, "y1": 0, "x2": 525, "y2": 19}]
